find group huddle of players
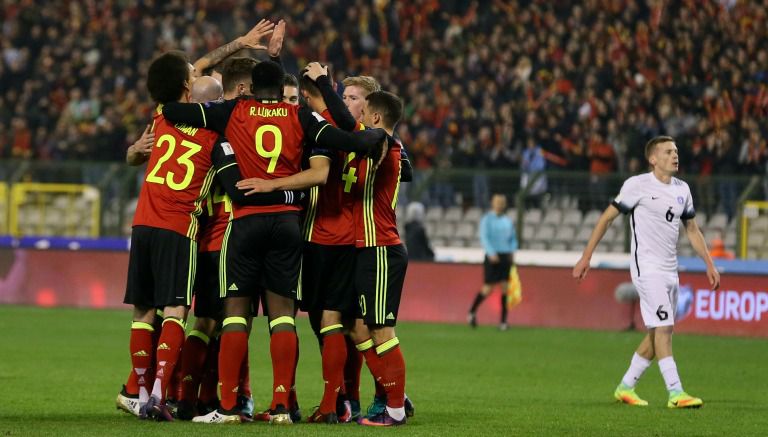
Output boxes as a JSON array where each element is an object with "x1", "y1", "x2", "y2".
[{"x1": 116, "y1": 19, "x2": 413, "y2": 426}]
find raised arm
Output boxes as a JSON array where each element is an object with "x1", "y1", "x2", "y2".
[
  {"x1": 684, "y1": 218, "x2": 720, "y2": 290},
  {"x1": 399, "y1": 142, "x2": 413, "y2": 182},
  {"x1": 303, "y1": 62, "x2": 357, "y2": 131},
  {"x1": 572, "y1": 205, "x2": 621, "y2": 281},
  {"x1": 193, "y1": 19, "x2": 275, "y2": 76}
]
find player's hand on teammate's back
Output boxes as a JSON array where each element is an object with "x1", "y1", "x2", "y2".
[
  {"x1": 303, "y1": 62, "x2": 328, "y2": 81},
  {"x1": 237, "y1": 178, "x2": 275, "y2": 195},
  {"x1": 707, "y1": 265, "x2": 721, "y2": 290},
  {"x1": 572, "y1": 257, "x2": 590, "y2": 281},
  {"x1": 238, "y1": 19, "x2": 275, "y2": 49},
  {"x1": 488, "y1": 254, "x2": 500, "y2": 264},
  {"x1": 132, "y1": 124, "x2": 155, "y2": 156},
  {"x1": 268, "y1": 19, "x2": 286, "y2": 57}
]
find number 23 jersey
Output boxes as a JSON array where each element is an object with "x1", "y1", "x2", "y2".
[
  {"x1": 611, "y1": 172, "x2": 695, "y2": 276},
  {"x1": 133, "y1": 106, "x2": 219, "y2": 240}
]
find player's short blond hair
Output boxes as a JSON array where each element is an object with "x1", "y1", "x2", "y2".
[{"x1": 342, "y1": 76, "x2": 381, "y2": 96}]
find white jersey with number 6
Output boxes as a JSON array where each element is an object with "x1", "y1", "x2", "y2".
[{"x1": 611, "y1": 172, "x2": 695, "y2": 277}]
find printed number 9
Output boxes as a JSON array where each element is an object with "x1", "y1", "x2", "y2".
[{"x1": 255, "y1": 125, "x2": 283, "y2": 173}]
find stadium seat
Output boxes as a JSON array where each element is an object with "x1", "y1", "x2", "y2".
[
  {"x1": 431, "y1": 237, "x2": 446, "y2": 248},
  {"x1": 747, "y1": 233, "x2": 765, "y2": 249},
  {"x1": 524, "y1": 209, "x2": 543, "y2": 225},
  {"x1": 583, "y1": 210, "x2": 601, "y2": 227},
  {"x1": 443, "y1": 206, "x2": 463, "y2": 222},
  {"x1": 463, "y1": 207, "x2": 483, "y2": 222},
  {"x1": 554, "y1": 226, "x2": 575, "y2": 242},
  {"x1": 575, "y1": 227, "x2": 592, "y2": 244},
  {"x1": 534, "y1": 225, "x2": 555, "y2": 242},
  {"x1": 708, "y1": 213, "x2": 728, "y2": 230},
  {"x1": 750, "y1": 216, "x2": 768, "y2": 232},
  {"x1": 528, "y1": 241, "x2": 546, "y2": 251},
  {"x1": 425, "y1": 206, "x2": 444, "y2": 222},
  {"x1": 454, "y1": 222, "x2": 475, "y2": 240},
  {"x1": 562, "y1": 210, "x2": 583, "y2": 226},
  {"x1": 542, "y1": 209, "x2": 563, "y2": 226},
  {"x1": 548, "y1": 242, "x2": 567, "y2": 251},
  {"x1": 522, "y1": 224, "x2": 536, "y2": 242},
  {"x1": 434, "y1": 223, "x2": 456, "y2": 239},
  {"x1": 611, "y1": 242, "x2": 626, "y2": 253}
]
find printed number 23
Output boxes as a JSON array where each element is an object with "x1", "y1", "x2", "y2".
[
  {"x1": 146, "y1": 134, "x2": 202, "y2": 190},
  {"x1": 255, "y1": 125, "x2": 283, "y2": 173}
]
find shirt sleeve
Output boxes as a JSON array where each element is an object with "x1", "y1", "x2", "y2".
[
  {"x1": 611, "y1": 177, "x2": 642, "y2": 214},
  {"x1": 162, "y1": 99, "x2": 236, "y2": 134},
  {"x1": 211, "y1": 137, "x2": 302, "y2": 206},
  {"x1": 479, "y1": 215, "x2": 496, "y2": 256},
  {"x1": 315, "y1": 75, "x2": 357, "y2": 131},
  {"x1": 298, "y1": 105, "x2": 386, "y2": 156},
  {"x1": 398, "y1": 140, "x2": 413, "y2": 182},
  {"x1": 681, "y1": 183, "x2": 696, "y2": 220}
]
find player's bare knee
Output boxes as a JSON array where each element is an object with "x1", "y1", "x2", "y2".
[
  {"x1": 369, "y1": 326, "x2": 396, "y2": 345},
  {"x1": 320, "y1": 310, "x2": 342, "y2": 328},
  {"x1": 132, "y1": 305, "x2": 155, "y2": 323},
  {"x1": 193, "y1": 317, "x2": 217, "y2": 336},
  {"x1": 162, "y1": 305, "x2": 187, "y2": 321}
]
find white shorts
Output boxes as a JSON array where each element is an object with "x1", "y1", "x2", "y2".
[{"x1": 632, "y1": 273, "x2": 679, "y2": 328}]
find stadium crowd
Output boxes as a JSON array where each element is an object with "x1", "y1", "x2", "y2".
[{"x1": 1, "y1": 0, "x2": 766, "y2": 177}]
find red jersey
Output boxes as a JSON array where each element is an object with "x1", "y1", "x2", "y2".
[
  {"x1": 302, "y1": 109, "x2": 355, "y2": 245},
  {"x1": 197, "y1": 181, "x2": 231, "y2": 252},
  {"x1": 133, "y1": 106, "x2": 219, "y2": 239},
  {"x1": 352, "y1": 137, "x2": 403, "y2": 247},
  {"x1": 223, "y1": 99, "x2": 304, "y2": 218}
]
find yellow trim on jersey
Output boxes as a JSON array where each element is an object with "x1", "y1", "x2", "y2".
[
  {"x1": 216, "y1": 162, "x2": 237, "y2": 173},
  {"x1": 269, "y1": 316, "x2": 295, "y2": 329},
  {"x1": 186, "y1": 238, "x2": 197, "y2": 306},
  {"x1": 355, "y1": 339, "x2": 374, "y2": 351},
  {"x1": 375, "y1": 337, "x2": 400, "y2": 355},
  {"x1": 223, "y1": 317, "x2": 247, "y2": 327},
  {"x1": 303, "y1": 186, "x2": 319, "y2": 241},
  {"x1": 219, "y1": 219, "x2": 233, "y2": 298},
  {"x1": 198, "y1": 103, "x2": 207, "y2": 127},
  {"x1": 375, "y1": 246, "x2": 389, "y2": 324},
  {"x1": 186, "y1": 167, "x2": 216, "y2": 239},
  {"x1": 363, "y1": 158, "x2": 377, "y2": 246},
  {"x1": 391, "y1": 157, "x2": 402, "y2": 210},
  {"x1": 296, "y1": 256, "x2": 303, "y2": 301},
  {"x1": 131, "y1": 321, "x2": 155, "y2": 332},
  {"x1": 314, "y1": 124, "x2": 331, "y2": 143}
]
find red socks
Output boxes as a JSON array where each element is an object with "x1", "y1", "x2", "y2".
[
  {"x1": 179, "y1": 331, "x2": 209, "y2": 403},
  {"x1": 129, "y1": 322, "x2": 155, "y2": 401},
  {"x1": 198, "y1": 337, "x2": 220, "y2": 406},
  {"x1": 319, "y1": 331, "x2": 347, "y2": 413},
  {"x1": 375, "y1": 341, "x2": 406, "y2": 409},
  {"x1": 151, "y1": 318, "x2": 185, "y2": 402},
  {"x1": 344, "y1": 336, "x2": 363, "y2": 402},
  {"x1": 269, "y1": 330, "x2": 298, "y2": 410},
  {"x1": 218, "y1": 330, "x2": 248, "y2": 411}
]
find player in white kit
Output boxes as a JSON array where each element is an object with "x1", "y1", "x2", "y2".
[{"x1": 573, "y1": 136, "x2": 720, "y2": 408}]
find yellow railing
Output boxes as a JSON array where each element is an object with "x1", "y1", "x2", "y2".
[
  {"x1": 0, "y1": 183, "x2": 7, "y2": 234},
  {"x1": 740, "y1": 200, "x2": 768, "y2": 259},
  {"x1": 8, "y1": 183, "x2": 100, "y2": 237}
]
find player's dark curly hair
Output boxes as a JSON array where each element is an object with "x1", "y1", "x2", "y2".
[
  {"x1": 147, "y1": 51, "x2": 190, "y2": 104},
  {"x1": 221, "y1": 57, "x2": 259, "y2": 94},
  {"x1": 250, "y1": 60, "x2": 285, "y2": 99}
]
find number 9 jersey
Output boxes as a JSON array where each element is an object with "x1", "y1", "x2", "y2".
[{"x1": 132, "y1": 105, "x2": 220, "y2": 240}]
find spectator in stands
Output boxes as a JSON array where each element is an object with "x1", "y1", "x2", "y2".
[
  {"x1": 520, "y1": 138, "x2": 547, "y2": 208},
  {"x1": 468, "y1": 193, "x2": 518, "y2": 331},
  {"x1": 709, "y1": 237, "x2": 735, "y2": 260},
  {"x1": 404, "y1": 202, "x2": 434, "y2": 261}
]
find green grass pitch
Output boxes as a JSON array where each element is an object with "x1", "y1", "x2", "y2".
[{"x1": 0, "y1": 305, "x2": 766, "y2": 436}]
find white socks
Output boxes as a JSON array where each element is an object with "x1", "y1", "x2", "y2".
[
  {"x1": 386, "y1": 406, "x2": 406, "y2": 421},
  {"x1": 658, "y1": 356, "x2": 684, "y2": 393},
  {"x1": 621, "y1": 352, "x2": 651, "y2": 388}
]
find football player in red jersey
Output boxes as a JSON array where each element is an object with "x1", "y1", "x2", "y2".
[
  {"x1": 352, "y1": 91, "x2": 410, "y2": 426},
  {"x1": 162, "y1": 56, "x2": 387, "y2": 424},
  {"x1": 237, "y1": 62, "x2": 360, "y2": 424}
]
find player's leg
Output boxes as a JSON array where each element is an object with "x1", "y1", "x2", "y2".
[
  {"x1": 357, "y1": 245, "x2": 408, "y2": 427},
  {"x1": 264, "y1": 290, "x2": 298, "y2": 424},
  {"x1": 177, "y1": 315, "x2": 217, "y2": 420},
  {"x1": 122, "y1": 226, "x2": 157, "y2": 418},
  {"x1": 468, "y1": 283, "x2": 493, "y2": 327},
  {"x1": 262, "y1": 212, "x2": 303, "y2": 424},
  {"x1": 499, "y1": 280, "x2": 509, "y2": 330},
  {"x1": 615, "y1": 332, "x2": 654, "y2": 406},
  {"x1": 306, "y1": 310, "x2": 345, "y2": 423},
  {"x1": 652, "y1": 277, "x2": 702, "y2": 408}
]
